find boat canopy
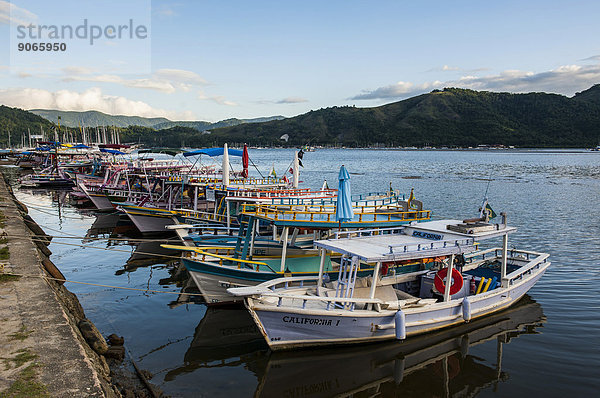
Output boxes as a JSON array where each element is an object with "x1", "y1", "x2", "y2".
[
  {"x1": 138, "y1": 148, "x2": 181, "y2": 156},
  {"x1": 183, "y1": 147, "x2": 244, "y2": 157},
  {"x1": 314, "y1": 231, "x2": 477, "y2": 263},
  {"x1": 314, "y1": 220, "x2": 515, "y2": 262},
  {"x1": 100, "y1": 148, "x2": 126, "y2": 155}
]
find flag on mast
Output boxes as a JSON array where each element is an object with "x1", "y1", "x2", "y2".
[{"x1": 480, "y1": 199, "x2": 497, "y2": 220}]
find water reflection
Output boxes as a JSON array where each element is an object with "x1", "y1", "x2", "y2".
[
  {"x1": 167, "y1": 297, "x2": 544, "y2": 397},
  {"x1": 84, "y1": 213, "x2": 180, "y2": 275}
]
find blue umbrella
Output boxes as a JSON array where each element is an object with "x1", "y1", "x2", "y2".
[{"x1": 335, "y1": 165, "x2": 354, "y2": 227}]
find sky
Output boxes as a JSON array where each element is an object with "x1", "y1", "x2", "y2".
[{"x1": 1, "y1": 0, "x2": 600, "y2": 122}]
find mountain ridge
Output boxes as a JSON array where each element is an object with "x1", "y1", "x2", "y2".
[{"x1": 30, "y1": 109, "x2": 285, "y2": 131}]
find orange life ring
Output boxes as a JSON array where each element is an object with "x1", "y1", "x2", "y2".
[{"x1": 434, "y1": 268, "x2": 464, "y2": 295}]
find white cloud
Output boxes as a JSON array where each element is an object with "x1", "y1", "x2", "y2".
[
  {"x1": 276, "y1": 97, "x2": 308, "y2": 104},
  {"x1": 580, "y1": 55, "x2": 600, "y2": 62},
  {"x1": 0, "y1": 87, "x2": 196, "y2": 120},
  {"x1": 0, "y1": 0, "x2": 37, "y2": 25},
  {"x1": 154, "y1": 5, "x2": 177, "y2": 17},
  {"x1": 62, "y1": 66, "x2": 96, "y2": 76},
  {"x1": 155, "y1": 69, "x2": 207, "y2": 85},
  {"x1": 352, "y1": 80, "x2": 442, "y2": 100},
  {"x1": 442, "y1": 65, "x2": 460, "y2": 71},
  {"x1": 198, "y1": 91, "x2": 237, "y2": 106},
  {"x1": 351, "y1": 64, "x2": 600, "y2": 100},
  {"x1": 60, "y1": 68, "x2": 208, "y2": 94}
]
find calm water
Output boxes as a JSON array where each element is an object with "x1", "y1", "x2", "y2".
[{"x1": 7, "y1": 149, "x2": 600, "y2": 397}]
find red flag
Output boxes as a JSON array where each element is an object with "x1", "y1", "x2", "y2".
[{"x1": 241, "y1": 144, "x2": 249, "y2": 178}]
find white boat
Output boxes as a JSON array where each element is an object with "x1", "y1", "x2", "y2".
[{"x1": 228, "y1": 216, "x2": 550, "y2": 351}]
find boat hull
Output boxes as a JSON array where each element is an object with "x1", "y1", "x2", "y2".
[
  {"x1": 88, "y1": 193, "x2": 115, "y2": 211},
  {"x1": 120, "y1": 206, "x2": 176, "y2": 234},
  {"x1": 247, "y1": 262, "x2": 549, "y2": 350},
  {"x1": 184, "y1": 257, "x2": 343, "y2": 304}
]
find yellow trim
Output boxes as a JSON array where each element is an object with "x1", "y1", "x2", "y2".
[{"x1": 161, "y1": 244, "x2": 267, "y2": 266}]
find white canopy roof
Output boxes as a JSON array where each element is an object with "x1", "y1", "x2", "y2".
[{"x1": 314, "y1": 219, "x2": 514, "y2": 262}]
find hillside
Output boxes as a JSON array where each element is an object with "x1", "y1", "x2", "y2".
[
  {"x1": 32, "y1": 109, "x2": 285, "y2": 131},
  {"x1": 201, "y1": 85, "x2": 600, "y2": 148},
  {"x1": 0, "y1": 105, "x2": 55, "y2": 147},
  {"x1": 31, "y1": 109, "x2": 171, "y2": 128}
]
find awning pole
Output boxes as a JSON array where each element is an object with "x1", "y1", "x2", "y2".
[
  {"x1": 317, "y1": 248, "x2": 326, "y2": 296},
  {"x1": 501, "y1": 233, "x2": 508, "y2": 287},
  {"x1": 280, "y1": 226, "x2": 289, "y2": 272},
  {"x1": 369, "y1": 262, "x2": 381, "y2": 301},
  {"x1": 443, "y1": 254, "x2": 455, "y2": 302}
]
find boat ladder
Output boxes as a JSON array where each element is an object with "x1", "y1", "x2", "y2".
[{"x1": 329, "y1": 255, "x2": 359, "y2": 310}]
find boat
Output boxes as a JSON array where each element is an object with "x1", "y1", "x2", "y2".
[
  {"x1": 163, "y1": 295, "x2": 545, "y2": 397},
  {"x1": 164, "y1": 196, "x2": 431, "y2": 304},
  {"x1": 228, "y1": 214, "x2": 550, "y2": 350}
]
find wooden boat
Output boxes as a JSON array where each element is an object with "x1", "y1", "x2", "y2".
[
  {"x1": 165, "y1": 199, "x2": 431, "y2": 304},
  {"x1": 163, "y1": 295, "x2": 544, "y2": 397},
  {"x1": 228, "y1": 216, "x2": 550, "y2": 350}
]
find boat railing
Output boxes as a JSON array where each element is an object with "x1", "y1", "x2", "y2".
[
  {"x1": 465, "y1": 247, "x2": 550, "y2": 287},
  {"x1": 270, "y1": 194, "x2": 405, "y2": 208},
  {"x1": 162, "y1": 244, "x2": 278, "y2": 273},
  {"x1": 228, "y1": 275, "x2": 384, "y2": 311},
  {"x1": 191, "y1": 249, "x2": 278, "y2": 273},
  {"x1": 387, "y1": 237, "x2": 476, "y2": 255},
  {"x1": 167, "y1": 176, "x2": 285, "y2": 185},
  {"x1": 241, "y1": 203, "x2": 431, "y2": 223},
  {"x1": 174, "y1": 208, "x2": 227, "y2": 223},
  {"x1": 332, "y1": 226, "x2": 406, "y2": 239},
  {"x1": 227, "y1": 188, "x2": 337, "y2": 200}
]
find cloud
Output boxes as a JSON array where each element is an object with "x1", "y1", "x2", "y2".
[
  {"x1": 61, "y1": 68, "x2": 208, "y2": 93},
  {"x1": 351, "y1": 64, "x2": 600, "y2": 100},
  {"x1": 155, "y1": 69, "x2": 207, "y2": 85},
  {"x1": 62, "y1": 66, "x2": 95, "y2": 75},
  {"x1": 0, "y1": 1, "x2": 37, "y2": 25},
  {"x1": 154, "y1": 5, "x2": 177, "y2": 17},
  {"x1": 442, "y1": 65, "x2": 460, "y2": 71},
  {"x1": 198, "y1": 91, "x2": 237, "y2": 106},
  {"x1": 276, "y1": 97, "x2": 308, "y2": 104},
  {"x1": 351, "y1": 81, "x2": 442, "y2": 100},
  {"x1": 426, "y1": 65, "x2": 490, "y2": 73},
  {"x1": 580, "y1": 55, "x2": 600, "y2": 62},
  {"x1": 0, "y1": 87, "x2": 196, "y2": 119}
]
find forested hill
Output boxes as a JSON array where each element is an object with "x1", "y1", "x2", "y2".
[
  {"x1": 31, "y1": 109, "x2": 285, "y2": 131},
  {"x1": 0, "y1": 105, "x2": 54, "y2": 146},
  {"x1": 3, "y1": 85, "x2": 600, "y2": 148},
  {"x1": 204, "y1": 85, "x2": 600, "y2": 147}
]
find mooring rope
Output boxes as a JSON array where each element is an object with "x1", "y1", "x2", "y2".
[
  {"x1": 0, "y1": 270, "x2": 206, "y2": 297},
  {"x1": 20, "y1": 219, "x2": 182, "y2": 244},
  {"x1": 6, "y1": 234, "x2": 184, "y2": 260}
]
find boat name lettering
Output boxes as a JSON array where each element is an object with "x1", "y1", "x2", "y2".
[
  {"x1": 283, "y1": 316, "x2": 333, "y2": 326},
  {"x1": 283, "y1": 379, "x2": 335, "y2": 398},
  {"x1": 412, "y1": 230, "x2": 443, "y2": 240}
]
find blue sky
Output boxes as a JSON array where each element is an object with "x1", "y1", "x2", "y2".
[{"x1": 1, "y1": 0, "x2": 600, "y2": 121}]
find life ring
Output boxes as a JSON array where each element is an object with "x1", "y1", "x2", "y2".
[
  {"x1": 434, "y1": 268, "x2": 464, "y2": 295},
  {"x1": 381, "y1": 262, "x2": 390, "y2": 276}
]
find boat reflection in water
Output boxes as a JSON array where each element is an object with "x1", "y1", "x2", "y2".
[
  {"x1": 84, "y1": 213, "x2": 181, "y2": 275},
  {"x1": 165, "y1": 296, "x2": 544, "y2": 397}
]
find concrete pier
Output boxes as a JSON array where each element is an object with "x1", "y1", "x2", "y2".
[{"x1": 0, "y1": 174, "x2": 119, "y2": 397}]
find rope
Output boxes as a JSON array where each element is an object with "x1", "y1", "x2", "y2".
[
  {"x1": 23, "y1": 204, "x2": 90, "y2": 220},
  {"x1": 22, "y1": 218, "x2": 179, "y2": 244},
  {"x1": 0, "y1": 270, "x2": 206, "y2": 297},
  {"x1": 7, "y1": 234, "x2": 184, "y2": 260}
]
